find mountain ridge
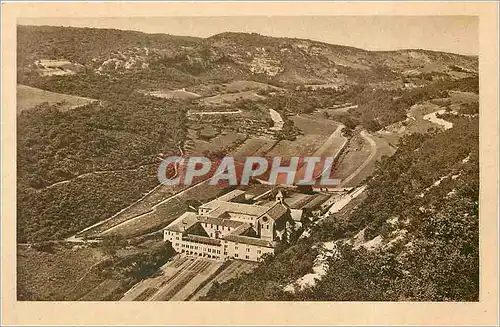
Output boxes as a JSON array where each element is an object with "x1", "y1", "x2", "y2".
[
  {"x1": 19, "y1": 25, "x2": 478, "y2": 57},
  {"x1": 17, "y1": 25, "x2": 478, "y2": 86}
]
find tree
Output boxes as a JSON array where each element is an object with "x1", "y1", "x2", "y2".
[{"x1": 102, "y1": 234, "x2": 126, "y2": 263}]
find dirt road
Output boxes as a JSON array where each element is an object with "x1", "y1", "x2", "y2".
[{"x1": 187, "y1": 109, "x2": 242, "y2": 115}]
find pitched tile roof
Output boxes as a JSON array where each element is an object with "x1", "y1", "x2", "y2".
[
  {"x1": 215, "y1": 189, "x2": 246, "y2": 202},
  {"x1": 261, "y1": 202, "x2": 289, "y2": 221},
  {"x1": 201, "y1": 217, "x2": 245, "y2": 229},
  {"x1": 222, "y1": 234, "x2": 275, "y2": 248},
  {"x1": 163, "y1": 212, "x2": 199, "y2": 233},
  {"x1": 183, "y1": 234, "x2": 221, "y2": 246}
]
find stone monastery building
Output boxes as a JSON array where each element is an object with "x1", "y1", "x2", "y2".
[{"x1": 163, "y1": 189, "x2": 295, "y2": 262}]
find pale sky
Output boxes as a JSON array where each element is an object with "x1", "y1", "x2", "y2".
[{"x1": 18, "y1": 16, "x2": 478, "y2": 56}]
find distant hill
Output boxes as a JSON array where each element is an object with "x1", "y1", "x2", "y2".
[{"x1": 17, "y1": 25, "x2": 478, "y2": 85}]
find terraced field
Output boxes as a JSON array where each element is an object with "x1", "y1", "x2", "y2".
[
  {"x1": 290, "y1": 114, "x2": 339, "y2": 136},
  {"x1": 200, "y1": 90, "x2": 265, "y2": 105},
  {"x1": 121, "y1": 256, "x2": 222, "y2": 301},
  {"x1": 189, "y1": 260, "x2": 259, "y2": 301},
  {"x1": 97, "y1": 182, "x2": 230, "y2": 238}
]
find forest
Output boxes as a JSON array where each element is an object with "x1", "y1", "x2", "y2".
[{"x1": 17, "y1": 72, "x2": 189, "y2": 242}]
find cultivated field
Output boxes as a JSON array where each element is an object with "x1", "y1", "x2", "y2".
[
  {"x1": 267, "y1": 134, "x2": 330, "y2": 157},
  {"x1": 200, "y1": 90, "x2": 265, "y2": 105},
  {"x1": 339, "y1": 132, "x2": 395, "y2": 187},
  {"x1": 189, "y1": 260, "x2": 259, "y2": 300},
  {"x1": 80, "y1": 184, "x2": 178, "y2": 237},
  {"x1": 17, "y1": 84, "x2": 97, "y2": 114},
  {"x1": 147, "y1": 89, "x2": 201, "y2": 100},
  {"x1": 223, "y1": 80, "x2": 282, "y2": 93},
  {"x1": 121, "y1": 255, "x2": 222, "y2": 301},
  {"x1": 232, "y1": 137, "x2": 277, "y2": 158},
  {"x1": 186, "y1": 80, "x2": 281, "y2": 97},
  {"x1": 189, "y1": 132, "x2": 247, "y2": 155},
  {"x1": 448, "y1": 90, "x2": 479, "y2": 104},
  {"x1": 99, "y1": 183, "x2": 231, "y2": 238},
  {"x1": 268, "y1": 114, "x2": 344, "y2": 157},
  {"x1": 290, "y1": 114, "x2": 339, "y2": 136},
  {"x1": 334, "y1": 132, "x2": 373, "y2": 180},
  {"x1": 319, "y1": 105, "x2": 358, "y2": 116}
]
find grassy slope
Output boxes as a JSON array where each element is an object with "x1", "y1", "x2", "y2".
[{"x1": 17, "y1": 84, "x2": 97, "y2": 114}]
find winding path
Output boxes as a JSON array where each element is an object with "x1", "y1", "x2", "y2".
[
  {"x1": 269, "y1": 108, "x2": 284, "y2": 131},
  {"x1": 42, "y1": 163, "x2": 159, "y2": 190},
  {"x1": 187, "y1": 109, "x2": 242, "y2": 115}
]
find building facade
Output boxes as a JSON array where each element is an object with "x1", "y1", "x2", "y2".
[{"x1": 163, "y1": 189, "x2": 293, "y2": 262}]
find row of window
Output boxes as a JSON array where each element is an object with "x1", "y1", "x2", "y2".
[
  {"x1": 175, "y1": 240, "x2": 267, "y2": 259},
  {"x1": 166, "y1": 231, "x2": 181, "y2": 241},
  {"x1": 182, "y1": 250, "x2": 219, "y2": 259},
  {"x1": 179, "y1": 247, "x2": 267, "y2": 261},
  {"x1": 180, "y1": 243, "x2": 220, "y2": 254},
  {"x1": 204, "y1": 223, "x2": 232, "y2": 232},
  {"x1": 233, "y1": 253, "x2": 251, "y2": 260},
  {"x1": 224, "y1": 243, "x2": 262, "y2": 255},
  {"x1": 179, "y1": 250, "x2": 254, "y2": 261}
]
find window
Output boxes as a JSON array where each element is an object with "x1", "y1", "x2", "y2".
[
  {"x1": 245, "y1": 255, "x2": 249, "y2": 259},
  {"x1": 235, "y1": 246, "x2": 238, "y2": 250},
  {"x1": 257, "y1": 250, "x2": 261, "y2": 254},
  {"x1": 267, "y1": 225, "x2": 269, "y2": 230},
  {"x1": 235, "y1": 254, "x2": 239, "y2": 258},
  {"x1": 216, "y1": 225, "x2": 219, "y2": 230},
  {"x1": 217, "y1": 250, "x2": 220, "y2": 254},
  {"x1": 246, "y1": 248, "x2": 250, "y2": 252},
  {"x1": 175, "y1": 243, "x2": 179, "y2": 247}
]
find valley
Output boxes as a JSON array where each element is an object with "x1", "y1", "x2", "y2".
[{"x1": 16, "y1": 24, "x2": 479, "y2": 302}]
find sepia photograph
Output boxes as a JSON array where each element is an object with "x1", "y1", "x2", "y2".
[{"x1": 2, "y1": 1, "x2": 499, "y2": 326}]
